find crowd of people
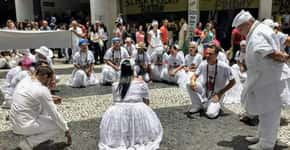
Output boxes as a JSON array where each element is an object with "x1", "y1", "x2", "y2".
[{"x1": 0, "y1": 9, "x2": 290, "y2": 150}]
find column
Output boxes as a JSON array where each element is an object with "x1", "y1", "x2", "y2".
[
  {"x1": 188, "y1": 0, "x2": 199, "y2": 40},
  {"x1": 90, "y1": 0, "x2": 119, "y2": 41},
  {"x1": 15, "y1": 0, "x2": 34, "y2": 22},
  {"x1": 258, "y1": 0, "x2": 272, "y2": 20}
]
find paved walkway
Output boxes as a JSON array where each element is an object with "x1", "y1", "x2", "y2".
[{"x1": 0, "y1": 63, "x2": 289, "y2": 150}]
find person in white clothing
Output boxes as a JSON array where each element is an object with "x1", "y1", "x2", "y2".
[
  {"x1": 68, "y1": 39, "x2": 98, "y2": 88},
  {"x1": 147, "y1": 20, "x2": 164, "y2": 57},
  {"x1": 124, "y1": 37, "x2": 136, "y2": 57},
  {"x1": 224, "y1": 40, "x2": 247, "y2": 104},
  {"x1": 35, "y1": 46, "x2": 54, "y2": 68},
  {"x1": 69, "y1": 20, "x2": 84, "y2": 60},
  {"x1": 262, "y1": 19, "x2": 290, "y2": 52},
  {"x1": 100, "y1": 37, "x2": 129, "y2": 85},
  {"x1": 161, "y1": 44, "x2": 187, "y2": 88},
  {"x1": 232, "y1": 10, "x2": 290, "y2": 150},
  {"x1": 132, "y1": 42, "x2": 151, "y2": 82},
  {"x1": 186, "y1": 44, "x2": 235, "y2": 119},
  {"x1": 150, "y1": 46, "x2": 168, "y2": 82},
  {"x1": 185, "y1": 41, "x2": 203, "y2": 72},
  {"x1": 98, "y1": 59, "x2": 163, "y2": 150},
  {"x1": 1, "y1": 57, "x2": 33, "y2": 109},
  {"x1": 10, "y1": 65, "x2": 71, "y2": 150}
]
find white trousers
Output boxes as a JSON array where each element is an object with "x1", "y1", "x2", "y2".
[
  {"x1": 186, "y1": 83, "x2": 221, "y2": 119},
  {"x1": 256, "y1": 107, "x2": 281, "y2": 149},
  {"x1": 13, "y1": 116, "x2": 62, "y2": 148},
  {"x1": 161, "y1": 69, "x2": 188, "y2": 89},
  {"x1": 151, "y1": 65, "x2": 163, "y2": 81},
  {"x1": 100, "y1": 64, "x2": 120, "y2": 84},
  {"x1": 70, "y1": 69, "x2": 98, "y2": 87}
]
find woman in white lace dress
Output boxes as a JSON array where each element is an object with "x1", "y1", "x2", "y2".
[{"x1": 99, "y1": 59, "x2": 163, "y2": 150}]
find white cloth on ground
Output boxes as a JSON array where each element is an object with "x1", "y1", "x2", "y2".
[{"x1": 99, "y1": 80, "x2": 163, "y2": 150}]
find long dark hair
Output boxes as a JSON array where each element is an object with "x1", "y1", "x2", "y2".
[{"x1": 117, "y1": 59, "x2": 133, "y2": 99}]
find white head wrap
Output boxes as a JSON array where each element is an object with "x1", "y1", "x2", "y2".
[
  {"x1": 232, "y1": 10, "x2": 254, "y2": 27},
  {"x1": 152, "y1": 20, "x2": 158, "y2": 26},
  {"x1": 262, "y1": 19, "x2": 275, "y2": 29}
]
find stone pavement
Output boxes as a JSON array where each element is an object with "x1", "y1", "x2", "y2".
[{"x1": 0, "y1": 63, "x2": 289, "y2": 150}]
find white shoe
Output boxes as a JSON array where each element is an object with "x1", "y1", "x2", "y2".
[
  {"x1": 248, "y1": 143, "x2": 274, "y2": 150},
  {"x1": 245, "y1": 136, "x2": 259, "y2": 143},
  {"x1": 18, "y1": 140, "x2": 32, "y2": 150}
]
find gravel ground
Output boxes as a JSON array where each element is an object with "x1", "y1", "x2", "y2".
[{"x1": 0, "y1": 63, "x2": 289, "y2": 150}]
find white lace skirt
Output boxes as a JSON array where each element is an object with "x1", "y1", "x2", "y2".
[{"x1": 99, "y1": 103, "x2": 163, "y2": 150}]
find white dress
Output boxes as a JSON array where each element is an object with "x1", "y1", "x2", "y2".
[
  {"x1": 148, "y1": 30, "x2": 163, "y2": 57},
  {"x1": 223, "y1": 64, "x2": 246, "y2": 104},
  {"x1": 68, "y1": 50, "x2": 98, "y2": 87},
  {"x1": 99, "y1": 80, "x2": 163, "y2": 150}
]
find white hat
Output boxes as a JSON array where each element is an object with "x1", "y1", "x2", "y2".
[
  {"x1": 262, "y1": 19, "x2": 275, "y2": 29},
  {"x1": 232, "y1": 10, "x2": 254, "y2": 27},
  {"x1": 240, "y1": 40, "x2": 247, "y2": 46},
  {"x1": 35, "y1": 46, "x2": 53, "y2": 58}
]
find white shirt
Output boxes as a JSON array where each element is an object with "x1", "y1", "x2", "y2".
[
  {"x1": 73, "y1": 50, "x2": 95, "y2": 66},
  {"x1": 245, "y1": 22, "x2": 290, "y2": 90},
  {"x1": 195, "y1": 61, "x2": 234, "y2": 97},
  {"x1": 167, "y1": 53, "x2": 185, "y2": 68},
  {"x1": 10, "y1": 77, "x2": 68, "y2": 133},
  {"x1": 148, "y1": 30, "x2": 163, "y2": 48},
  {"x1": 124, "y1": 44, "x2": 137, "y2": 56},
  {"x1": 104, "y1": 47, "x2": 129, "y2": 66},
  {"x1": 217, "y1": 52, "x2": 229, "y2": 64},
  {"x1": 242, "y1": 21, "x2": 290, "y2": 114},
  {"x1": 132, "y1": 50, "x2": 150, "y2": 65},
  {"x1": 69, "y1": 27, "x2": 83, "y2": 47},
  {"x1": 185, "y1": 53, "x2": 203, "y2": 68}
]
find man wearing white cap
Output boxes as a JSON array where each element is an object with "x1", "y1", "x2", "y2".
[
  {"x1": 100, "y1": 37, "x2": 129, "y2": 85},
  {"x1": 232, "y1": 10, "x2": 290, "y2": 149},
  {"x1": 68, "y1": 39, "x2": 98, "y2": 88}
]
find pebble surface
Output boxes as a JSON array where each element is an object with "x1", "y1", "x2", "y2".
[{"x1": 0, "y1": 63, "x2": 289, "y2": 150}]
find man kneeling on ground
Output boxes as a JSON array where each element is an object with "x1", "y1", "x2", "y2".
[
  {"x1": 10, "y1": 65, "x2": 71, "y2": 150},
  {"x1": 186, "y1": 44, "x2": 236, "y2": 119}
]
